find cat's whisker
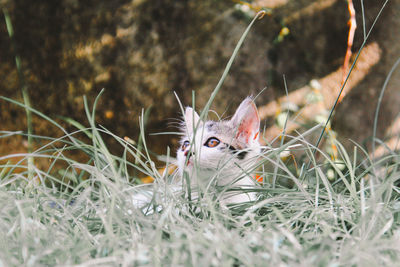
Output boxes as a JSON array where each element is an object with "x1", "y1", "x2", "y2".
[
  {"x1": 166, "y1": 123, "x2": 183, "y2": 129},
  {"x1": 166, "y1": 118, "x2": 185, "y2": 128}
]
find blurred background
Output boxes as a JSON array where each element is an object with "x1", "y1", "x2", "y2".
[{"x1": 1, "y1": 0, "x2": 399, "y2": 163}]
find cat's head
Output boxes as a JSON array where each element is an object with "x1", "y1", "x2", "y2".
[{"x1": 177, "y1": 97, "x2": 261, "y2": 185}]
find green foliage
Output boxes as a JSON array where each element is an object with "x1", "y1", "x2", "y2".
[
  {"x1": 1, "y1": 89, "x2": 400, "y2": 265},
  {"x1": 3, "y1": 7, "x2": 34, "y2": 181},
  {"x1": 1, "y1": 3, "x2": 399, "y2": 266}
]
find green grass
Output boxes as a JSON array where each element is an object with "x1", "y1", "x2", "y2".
[
  {"x1": 2, "y1": 3, "x2": 400, "y2": 266},
  {"x1": 1, "y1": 92, "x2": 400, "y2": 265}
]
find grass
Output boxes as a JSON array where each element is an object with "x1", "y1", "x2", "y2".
[
  {"x1": 1, "y1": 100, "x2": 400, "y2": 265},
  {"x1": 3, "y1": 7, "x2": 34, "y2": 181},
  {"x1": 2, "y1": 3, "x2": 400, "y2": 266}
]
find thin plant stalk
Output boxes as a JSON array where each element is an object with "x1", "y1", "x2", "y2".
[
  {"x1": 310, "y1": 0, "x2": 389, "y2": 164},
  {"x1": 199, "y1": 10, "x2": 266, "y2": 120},
  {"x1": 3, "y1": 8, "x2": 34, "y2": 181},
  {"x1": 372, "y1": 57, "x2": 400, "y2": 155}
]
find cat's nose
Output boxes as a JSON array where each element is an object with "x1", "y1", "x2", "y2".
[{"x1": 184, "y1": 150, "x2": 194, "y2": 157}]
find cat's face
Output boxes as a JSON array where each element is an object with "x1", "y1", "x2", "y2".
[{"x1": 177, "y1": 97, "x2": 261, "y2": 186}]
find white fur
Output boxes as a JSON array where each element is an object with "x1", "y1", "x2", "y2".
[{"x1": 177, "y1": 97, "x2": 261, "y2": 206}]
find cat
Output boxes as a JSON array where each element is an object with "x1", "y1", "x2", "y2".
[
  {"x1": 176, "y1": 97, "x2": 261, "y2": 206},
  {"x1": 130, "y1": 97, "x2": 261, "y2": 212}
]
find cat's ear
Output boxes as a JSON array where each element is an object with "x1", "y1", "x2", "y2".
[
  {"x1": 184, "y1": 107, "x2": 200, "y2": 134},
  {"x1": 231, "y1": 97, "x2": 260, "y2": 144}
]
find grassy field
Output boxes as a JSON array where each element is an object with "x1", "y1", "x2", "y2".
[
  {"x1": 1, "y1": 95, "x2": 400, "y2": 266},
  {"x1": 2, "y1": 3, "x2": 400, "y2": 266}
]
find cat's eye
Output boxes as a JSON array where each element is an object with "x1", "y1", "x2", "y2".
[
  {"x1": 181, "y1": 140, "x2": 190, "y2": 151},
  {"x1": 204, "y1": 137, "x2": 220, "y2": 148}
]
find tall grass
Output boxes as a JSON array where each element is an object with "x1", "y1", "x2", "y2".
[
  {"x1": 1, "y1": 3, "x2": 400, "y2": 266},
  {"x1": 3, "y1": 8, "x2": 34, "y2": 181},
  {"x1": 1, "y1": 95, "x2": 400, "y2": 265}
]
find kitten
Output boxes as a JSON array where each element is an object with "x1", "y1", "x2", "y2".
[
  {"x1": 130, "y1": 97, "x2": 261, "y2": 212},
  {"x1": 177, "y1": 97, "x2": 261, "y2": 205}
]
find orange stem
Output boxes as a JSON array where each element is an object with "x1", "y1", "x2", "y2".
[{"x1": 339, "y1": 0, "x2": 357, "y2": 103}]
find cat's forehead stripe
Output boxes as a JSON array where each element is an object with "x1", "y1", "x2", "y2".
[
  {"x1": 206, "y1": 121, "x2": 217, "y2": 131},
  {"x1": 205, "y1": 121, "x2": 235, "y2": 134}
]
